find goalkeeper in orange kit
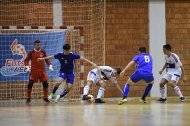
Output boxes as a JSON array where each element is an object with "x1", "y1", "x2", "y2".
[{"x1": 24, "y1": 40, "x2": 54, "y2": 104}]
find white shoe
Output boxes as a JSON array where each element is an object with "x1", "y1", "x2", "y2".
[
  {"x1": 55, "y1": 95, "x2": 61, "y2": 103},
  {"x1": 48, "y1": 93, "x2": 54, "y2": 101}
]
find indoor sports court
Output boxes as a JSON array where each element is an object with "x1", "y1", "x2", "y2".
[
  {"x1": 0, "y1": 98, "x2": 190, "y2": 126},
  {"x1": 0, "y1": 0, "x2": 190, "y2": 126}
]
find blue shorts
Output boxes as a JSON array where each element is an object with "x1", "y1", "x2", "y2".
[
  {"x1": 130, "y1": 71, "x2": 154, "y2": 84},
  {"x1": 59, "y1": 72, "x2": 75, "y2": 84}
]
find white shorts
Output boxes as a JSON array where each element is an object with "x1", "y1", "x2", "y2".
[
  {"x1": 163, "y1": 73, "x2": 181, "y2": 83},
  {"x1": 87, "y1": 71, "x2": 101, "y2": 84}
]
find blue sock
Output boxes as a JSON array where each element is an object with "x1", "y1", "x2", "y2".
[
  {"x1": 52, "y1": 86, "x2": 58, "y2": 94},
  {"x1": 122, "y1": 83, "x2": 130, "y2": 98},
  {"x1": 60, "y1": 89, "x2": 68, "y2": 98},
  {"x1": 142, "y1": 84, "x2": 153, "y2": 100}
]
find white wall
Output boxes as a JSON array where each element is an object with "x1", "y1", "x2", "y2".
[
  {"x1": 149, "y1": 0, "x2": 166, "y2": 97},
  {"x1": 53, "y1": 0, "x2": 63, "y2": 27}
]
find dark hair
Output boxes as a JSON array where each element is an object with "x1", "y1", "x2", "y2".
[
  {"x1": 63, "y1": 44, "x2": 71, "y2": 50},
  {"x1": 163, "y1": 44, "x2": 171, "y2": 51},
  {"x1": 34, "y1": 40, "x2": 40, "y2": 44},
  {"x1": 115, "y1": 68, "x2": 122, "y2": 74},
  {"x1": 139, "y1": 47, "x2": 146, "y2": 53}
]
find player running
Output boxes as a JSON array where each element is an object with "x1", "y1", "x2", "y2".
[
  {"x1": 24, "y1": 40, "x2": 54, "y2": 104},
  {"x1": 82, "y1": 66, "x2": 122, "y2": 103},
  {"x1": 118, "y1": 47, "x2": 154, "y2": 105},
  {"x1": 38, "y1": 44, "x2": 95, "y2": 103},
  {"x1": 158, "y1": 44, "x2": 186, "y2": 102}
]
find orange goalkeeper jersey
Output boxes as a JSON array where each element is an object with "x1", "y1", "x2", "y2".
[{"x1": 24, "y1": 49, "x2": 51, "y2": 71}]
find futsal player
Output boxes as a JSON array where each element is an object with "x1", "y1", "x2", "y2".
[
  {"x1": 158, "y1": 44, "x2": 186, "y2": 102},
  {"x1": 118, "y1": 47, "x2": 154, "y2": 105}
]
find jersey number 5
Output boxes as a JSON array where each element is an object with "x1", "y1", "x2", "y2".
[{"x1": 144, "y1": 56, "x2": 150, "y2": 63}]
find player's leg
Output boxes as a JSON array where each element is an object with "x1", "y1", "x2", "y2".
[
  {"x1": 82, "y1": 71, "x2": 96, "y2": 100},
  {"x1": 42, "y1": 81, "x2": 50, "y2": 102},
  {"x1": 26, "y1": 80, "x2": 34, "y2": 103},
  {"x1": 169, "y1": 75, "x2": 185, "y2": 102},
  {"x1": 26, "y1": 70, "x2": 39, "y2": 103},
  {"x1": 55, "y1": 73, "x2": 75, "y2": 102},
  {"x1": 48, "y1": 76, "x2": 65, "y2": 100},
  {"x1": 158, "y1": 74, "x2": 170, "y2": 102},
  {"x1": 82, "y1": 80, "x2": 93, "y2": 100},
  {"x1": 140, "y1": 74, "x2": 154, "y2": 103},
  {"x1": 95, "y1": 80, "x2": 106, "y2": 103},
  {"x1": 41, "y1": 71, "x2": 50, "y2": 102},
  {"x1": 118, "y1": 72, "x2": 141, "y2": 105},
  {"x1": 117, "y1": 78, "x2": 133, "y2": 105}
]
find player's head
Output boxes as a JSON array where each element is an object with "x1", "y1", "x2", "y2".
[
  {"x1": 34, "y1": 40, "x2": 41, "y2": 50},
  {"x1": 163, "y1": 44, "x2": 171, "y2": 55},
  {"x1": 139, "y1": 47, "x2": 146, "y2": 53},
  {"x1": 63, "y1": 44, "x2": 71, "y2": 55},
  {"x1": 112, "y1": 68, "x2": 122, "y2": 77}
]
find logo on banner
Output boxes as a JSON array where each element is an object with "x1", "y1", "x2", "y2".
[{"x1": 1, "y1": 39, "x2": 28, "y2": 76}]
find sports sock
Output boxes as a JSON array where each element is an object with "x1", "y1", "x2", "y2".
[
  {"x1": 122, "y1": 83, "x2": 130, "y2": 99},
  {"x1": 52, "y1": 86, "x2": 58, "y2": 94},
  {"x1": 142, "y1": 84, "x2": 153, "y2": 100},
  {"x1": 174, "y1": 86, "x2": 183, "y2": 98},
  {"x1": 60, "y1": 89, "x2": 68, "y2": 98},
  {"x1": 97, "y1": 87, "x2": 105, "y2": 99},
  {"x1": 83, "y1": 85, "x2": 90, "y2": 95},
  {"x1": 160, "y1": 86, "x2": 166, "y2": 99}
]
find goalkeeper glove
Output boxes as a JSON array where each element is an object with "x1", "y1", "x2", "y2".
[
  {"x1": 25, "y1": 66, "x2": 31, "y2": 73},
  {"x1": 49, "y1": 65, "x2": 54, "y2": 71}
]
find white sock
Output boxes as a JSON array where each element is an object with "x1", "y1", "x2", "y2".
[
  {"x1": 83, "y1": 85, "x2": 90, "y2": 95},
  {"x1": 160, "y1": 86, "x2": 166, "y2": 99},
  {"x1": 97, "y1": 87, "x2": 105, "y2": 99},
  {"x1": 174, "y1": 86, "x2": 183, "y2": 98}
]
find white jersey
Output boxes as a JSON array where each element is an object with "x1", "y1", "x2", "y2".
[
  {"x1": 165, "y1": 53, "x2": 182, "y2": 75},
  {"x1": 90, "y1": 66, "x2": 117, "y2": 84}
]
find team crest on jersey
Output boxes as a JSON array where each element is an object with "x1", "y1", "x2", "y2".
[
  {"x1": 40, "y1": 54, "x2": 43, "y2": 57},
  {"x1": 0, "y1": 39, "x2": 28, "y2": 76}
]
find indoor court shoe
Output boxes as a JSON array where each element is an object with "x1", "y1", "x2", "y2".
[
  {"x1": 180, "y1": 97, "x2": 185, "y2": 102},
  {"x1": 157, "y1": 98, "x2": 167, "y2": 102},
  {"x1": 44, "y1": 98, "x2": 50, "y2": 103},
  {"x1": 82, "y1": 95, "x2": 91, "y2": 100},
  {"x1": 95, "y1": 98, "x2": 105, "y2": 103},
  {"x1": 139, "y1": 98, "x2": 148, "y2": 104},
  {"x1": 26, "y1": 98, "x2": 31, "y2": 104},
  {"x1": 48, "y1": 93, "x2": 54, "y2": 101},
  {"x1": 55, "y1": 95, "x2": 61, "y2": 103},
  {"x1": 118, "y1": 98, "x2": 127, "y2": 105}
]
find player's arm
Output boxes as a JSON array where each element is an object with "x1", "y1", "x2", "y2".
[
  {"x1": 120, "y1": 61, "x2": 135, "y2": 76},
  {"x1": 43, "y1": 51, "x2": 52, "y2": 65},
  {"x1": 115, "y1": 83, "x2": 123, "y2": 94},
  {"x1": 38, "y1": 55, "x2": 54, "y2": 60},
  {"x1": 24, "y1": 51, "x2": 32, "y2": 72},
  {"x1": 80, "y1": 56, "x2": 102, "y2": 78},
  {"x1": 43, "y1": 51, "x2": 54, "y2": 71},
  {"x1": 180, "y1": 65, "x2": 187, "y2": 83},
  {"x1": 159, "y1": 63, "x2": 167, "y2": 75},
  {"x1": 80, "y1": 56, "x2": 97, "y2": 68},
  {"x1": 38, "y1": 55, "x2": 54, "y2": 71},
  {"x1": 176, "y1": 56, "x2": 187, "y2": 83}
]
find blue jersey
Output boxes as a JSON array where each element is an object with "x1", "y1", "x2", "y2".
[
  {"x1": 132, "y1": 53, "x2": 153, "y2": 74},
  {"x1": 54, "y1": 52, "x2": 80, "y2": 73}
]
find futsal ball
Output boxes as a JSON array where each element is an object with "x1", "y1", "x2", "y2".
[{"x1": 87, "y1": 94, "x2": 94, "y2": 103}]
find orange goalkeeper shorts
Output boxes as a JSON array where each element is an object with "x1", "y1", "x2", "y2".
[{"x1": 30, "y1": 70, "x2": 48, "y2": 82}]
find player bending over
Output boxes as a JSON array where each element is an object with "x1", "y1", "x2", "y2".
[
  {"x1": 158, "y1": 44, "x2": 186, "y2": 102},
  {"x1": 39, "y1": 44, "x2": 95, "y2": 103},
  {"x1": 82, "y1": 66, "x2": 122, "y2": 103},
  {"x1": 118, "y1": 47, "x2": 154, "y2": 105}
]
